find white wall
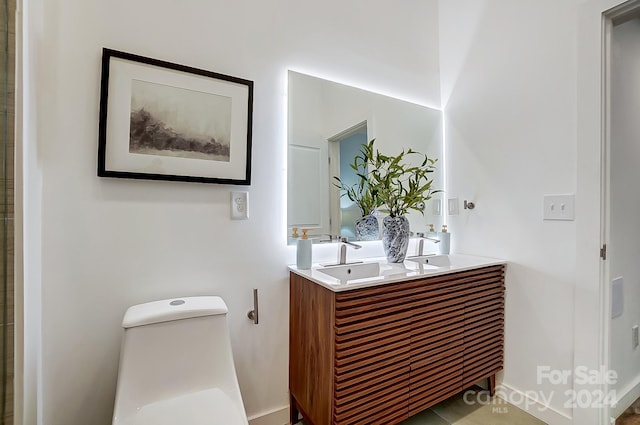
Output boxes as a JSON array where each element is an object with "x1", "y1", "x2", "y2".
[
  {"x1": 21, "y1": 1, "x2": 441, "y2": 424},
  {"x1": 609, "y1": 17, "x2": 640, "y2": 400},
  {"x1": 439, "y1": 0, "x2": 578, "y2": 422}
]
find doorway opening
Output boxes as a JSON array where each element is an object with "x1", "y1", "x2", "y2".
[
  {"x1": 328, "y1": 121, "x2": 369, "y2": 238},
  {"x1": 603, "y1": 1, "x2": 640, "y2": 423}
]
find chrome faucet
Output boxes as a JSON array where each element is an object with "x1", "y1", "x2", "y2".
[
  {"x1": 414, "y1": 232, "x2": 440, "y2": 256},
  {"x1": 338, "y1": 237, "x2": 362, "y2": 265},
  {"x1": 319, "y1": 234, "x2": 340, "y2": 243}
]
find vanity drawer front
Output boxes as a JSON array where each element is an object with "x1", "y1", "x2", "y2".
[
  {"x1": 333, "y1": 268, "x2": 498, "y2": 326},
  {"x1": 335, "y1": 313, "x2": 411, "y2": 349},
  {"x1": 461, "y1": 266, "x2": 505, "y2": 300},
  {"x1": 410, "y1": 266, "x2": 504, "y2": 314},
  {"x1": 334, "y1": 306, "x2": 411, "y2": 364},
  {"x1": 334, "y1": 284, "x2": 419, "y2": 326}
]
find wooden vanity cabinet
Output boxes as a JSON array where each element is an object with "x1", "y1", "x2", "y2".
[{"x1": 289, "y1": 264, "x2": 505, "y2": 425}]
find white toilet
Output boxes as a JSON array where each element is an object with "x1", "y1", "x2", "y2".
[{"x1": 112, "y1": 296, "x2": 248, "y2": 425}]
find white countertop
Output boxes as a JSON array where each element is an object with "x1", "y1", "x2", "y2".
[{"x1": 288, "y1": 253, "x2": 506, "y2": 292}]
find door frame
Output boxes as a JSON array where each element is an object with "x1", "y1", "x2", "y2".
[
  {"x1": 576, "y1": 1, "x2": 640, "y2": 424},
  {"x1": 602, "y1": 0, "x2": 640, "y2": 421}
]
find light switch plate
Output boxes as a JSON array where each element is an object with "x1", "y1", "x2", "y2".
[
  {"x1": 448, "y1": 198, "x2": 459, "y2": 216},
  {"x1": 543, "y1": 194, "x2": 575, "y2": 221},
  {"x1": 231, "y1": 191, "x2": 249, "y2": 220},
  {"x1": 432, "y1": 199, "x2": 442, "y2": 216}
]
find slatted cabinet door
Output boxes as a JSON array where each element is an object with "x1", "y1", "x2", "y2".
[
  {"x1": 289, "y1": 273, "x2": 336, "y2": 425},
  {"x1": 409, "y1": 276, "x2": 466, "y2": 416},
  {"x1": 462, "y1": 266, "x2": 505, "y2": 388},
  {"x1": 334, "y1": 282, "x2": 414, "y2": 425}
]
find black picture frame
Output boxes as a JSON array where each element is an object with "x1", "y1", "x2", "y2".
[{"x1": 98, "y1": 48, "x2": 253, "y2": 185}]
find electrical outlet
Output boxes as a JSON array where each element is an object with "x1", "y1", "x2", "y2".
[
  {"x1": 230, "y1": 191, "x2": 249, "y2": 220},
  {"x1": 633, "y1": 325, "x2": 639, "y2": 349}
]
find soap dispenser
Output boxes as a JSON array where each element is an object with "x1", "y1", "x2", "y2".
[
  {"x1": 438, "y1": 225, "x2": 450, "y2": 255},
  {"x1": 289, "y1": 227, "x2": 300, "y2": 245},
  {"x1": 427, "y1": 223, "x2": 438, "y2": 240},
  {"x1": 296, "y1": 228, "x2": 312, "y2": 270}
]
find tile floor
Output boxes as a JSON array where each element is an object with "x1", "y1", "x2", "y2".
[
  {"x1": 406, "y1": 390, "x2": 640, "y2": 425},
  {"x1": 297, "y1": 388, "x2": 547, "y2": 425},
  {"x1": 297, "y1": 390, "x2": 640, "y2": 424},
  {"x1": 399, "y1": 389, "x2": 546, "y2": 425}
]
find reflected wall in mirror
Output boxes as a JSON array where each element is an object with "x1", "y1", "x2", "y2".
[{"x1": 287, "y1": 70, "x2": 443, "y2": 244}]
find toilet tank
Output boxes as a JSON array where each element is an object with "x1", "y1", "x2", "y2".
[{"x1": 112, "y1": 296, "x2": 246, "y2": 422}]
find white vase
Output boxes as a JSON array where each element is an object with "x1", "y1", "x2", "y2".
[
  {"x1": 382, "y1": 215, "x2": 410, "y2": 263},
  {"x1": 355, "y1": 214, "x2": 379, "y2": 241}
]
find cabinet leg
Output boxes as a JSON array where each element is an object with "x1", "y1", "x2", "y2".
[
  {"x1": 488, "y1": 374, "x2": 496, "y2": 397},
  {"x1": 290, "y1": 394, "x2": 300, "y2": 424}
]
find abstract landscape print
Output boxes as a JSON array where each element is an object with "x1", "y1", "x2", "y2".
[
  {"x1": 129, "y1": 79, "x2": 231, "y2": 162},
  {"x1": 98, "y1": 48, "x2": 253, "y2": 185}
]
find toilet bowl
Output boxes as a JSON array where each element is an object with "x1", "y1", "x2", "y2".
[{"x1": 112, "y1": 296, "x2": 248, "y2": 425}]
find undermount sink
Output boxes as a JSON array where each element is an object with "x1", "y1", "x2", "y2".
[
  {"x1": 404, "y1": 254, "x2": 451, "y2": 268},
  {"x1": 316, "y1": 262, "x2": 381, "y2": 281}
]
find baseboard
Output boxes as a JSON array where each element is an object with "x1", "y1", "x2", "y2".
[
  {"x1": 246, "y1": 386, "x2": 576, "y2": 425},
  {"x1": 499, "y1": 383, "x2": 573, "y2": 425},
  {"x1": 248, "y1": 405, "x2": 290, "y2": 425},
  {"x1": 610, "y1": 375, "x2": 640, "y2": 420}
]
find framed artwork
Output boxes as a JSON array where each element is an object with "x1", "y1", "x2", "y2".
[{"x1": 98, "y1": 48, "x2": 253, "y2": 185}]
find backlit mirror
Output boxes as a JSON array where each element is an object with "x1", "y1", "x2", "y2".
[{"x1": 287, "y1": 71, "x2": 443, "y2": 244}]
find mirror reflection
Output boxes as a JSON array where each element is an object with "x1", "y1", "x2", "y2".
[{"x1": 287, "y1": 71, "x2": 443, "y2": 244}]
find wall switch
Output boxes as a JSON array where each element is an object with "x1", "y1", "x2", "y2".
[
  {"x1": 231, "y1": 191, "x2": 249, "y2": 220},
  {"x1": 448, "y1": 198, "x2": 459, "y2": 216},
  {"x1": 633, "y1": 325, "x2": 639, "y2": 349},
  {"x1": 543, "y1": 194, "x2": 575, "y2": 221},
  {"x1": 432, "y1": 199, "x2": 442, "y2": 216}
]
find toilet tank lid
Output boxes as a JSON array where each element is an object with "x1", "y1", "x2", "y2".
[{"x1": 122, "y1": 296, "x2": 228, "y2": 329}]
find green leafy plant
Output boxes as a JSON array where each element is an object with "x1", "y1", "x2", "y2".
[
  {"x1": 365, "y1": 139, "x2": 439, "y2": 217},
  {"x1": 332, "y1": 143, "x2": 382, "y2": 217}
]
